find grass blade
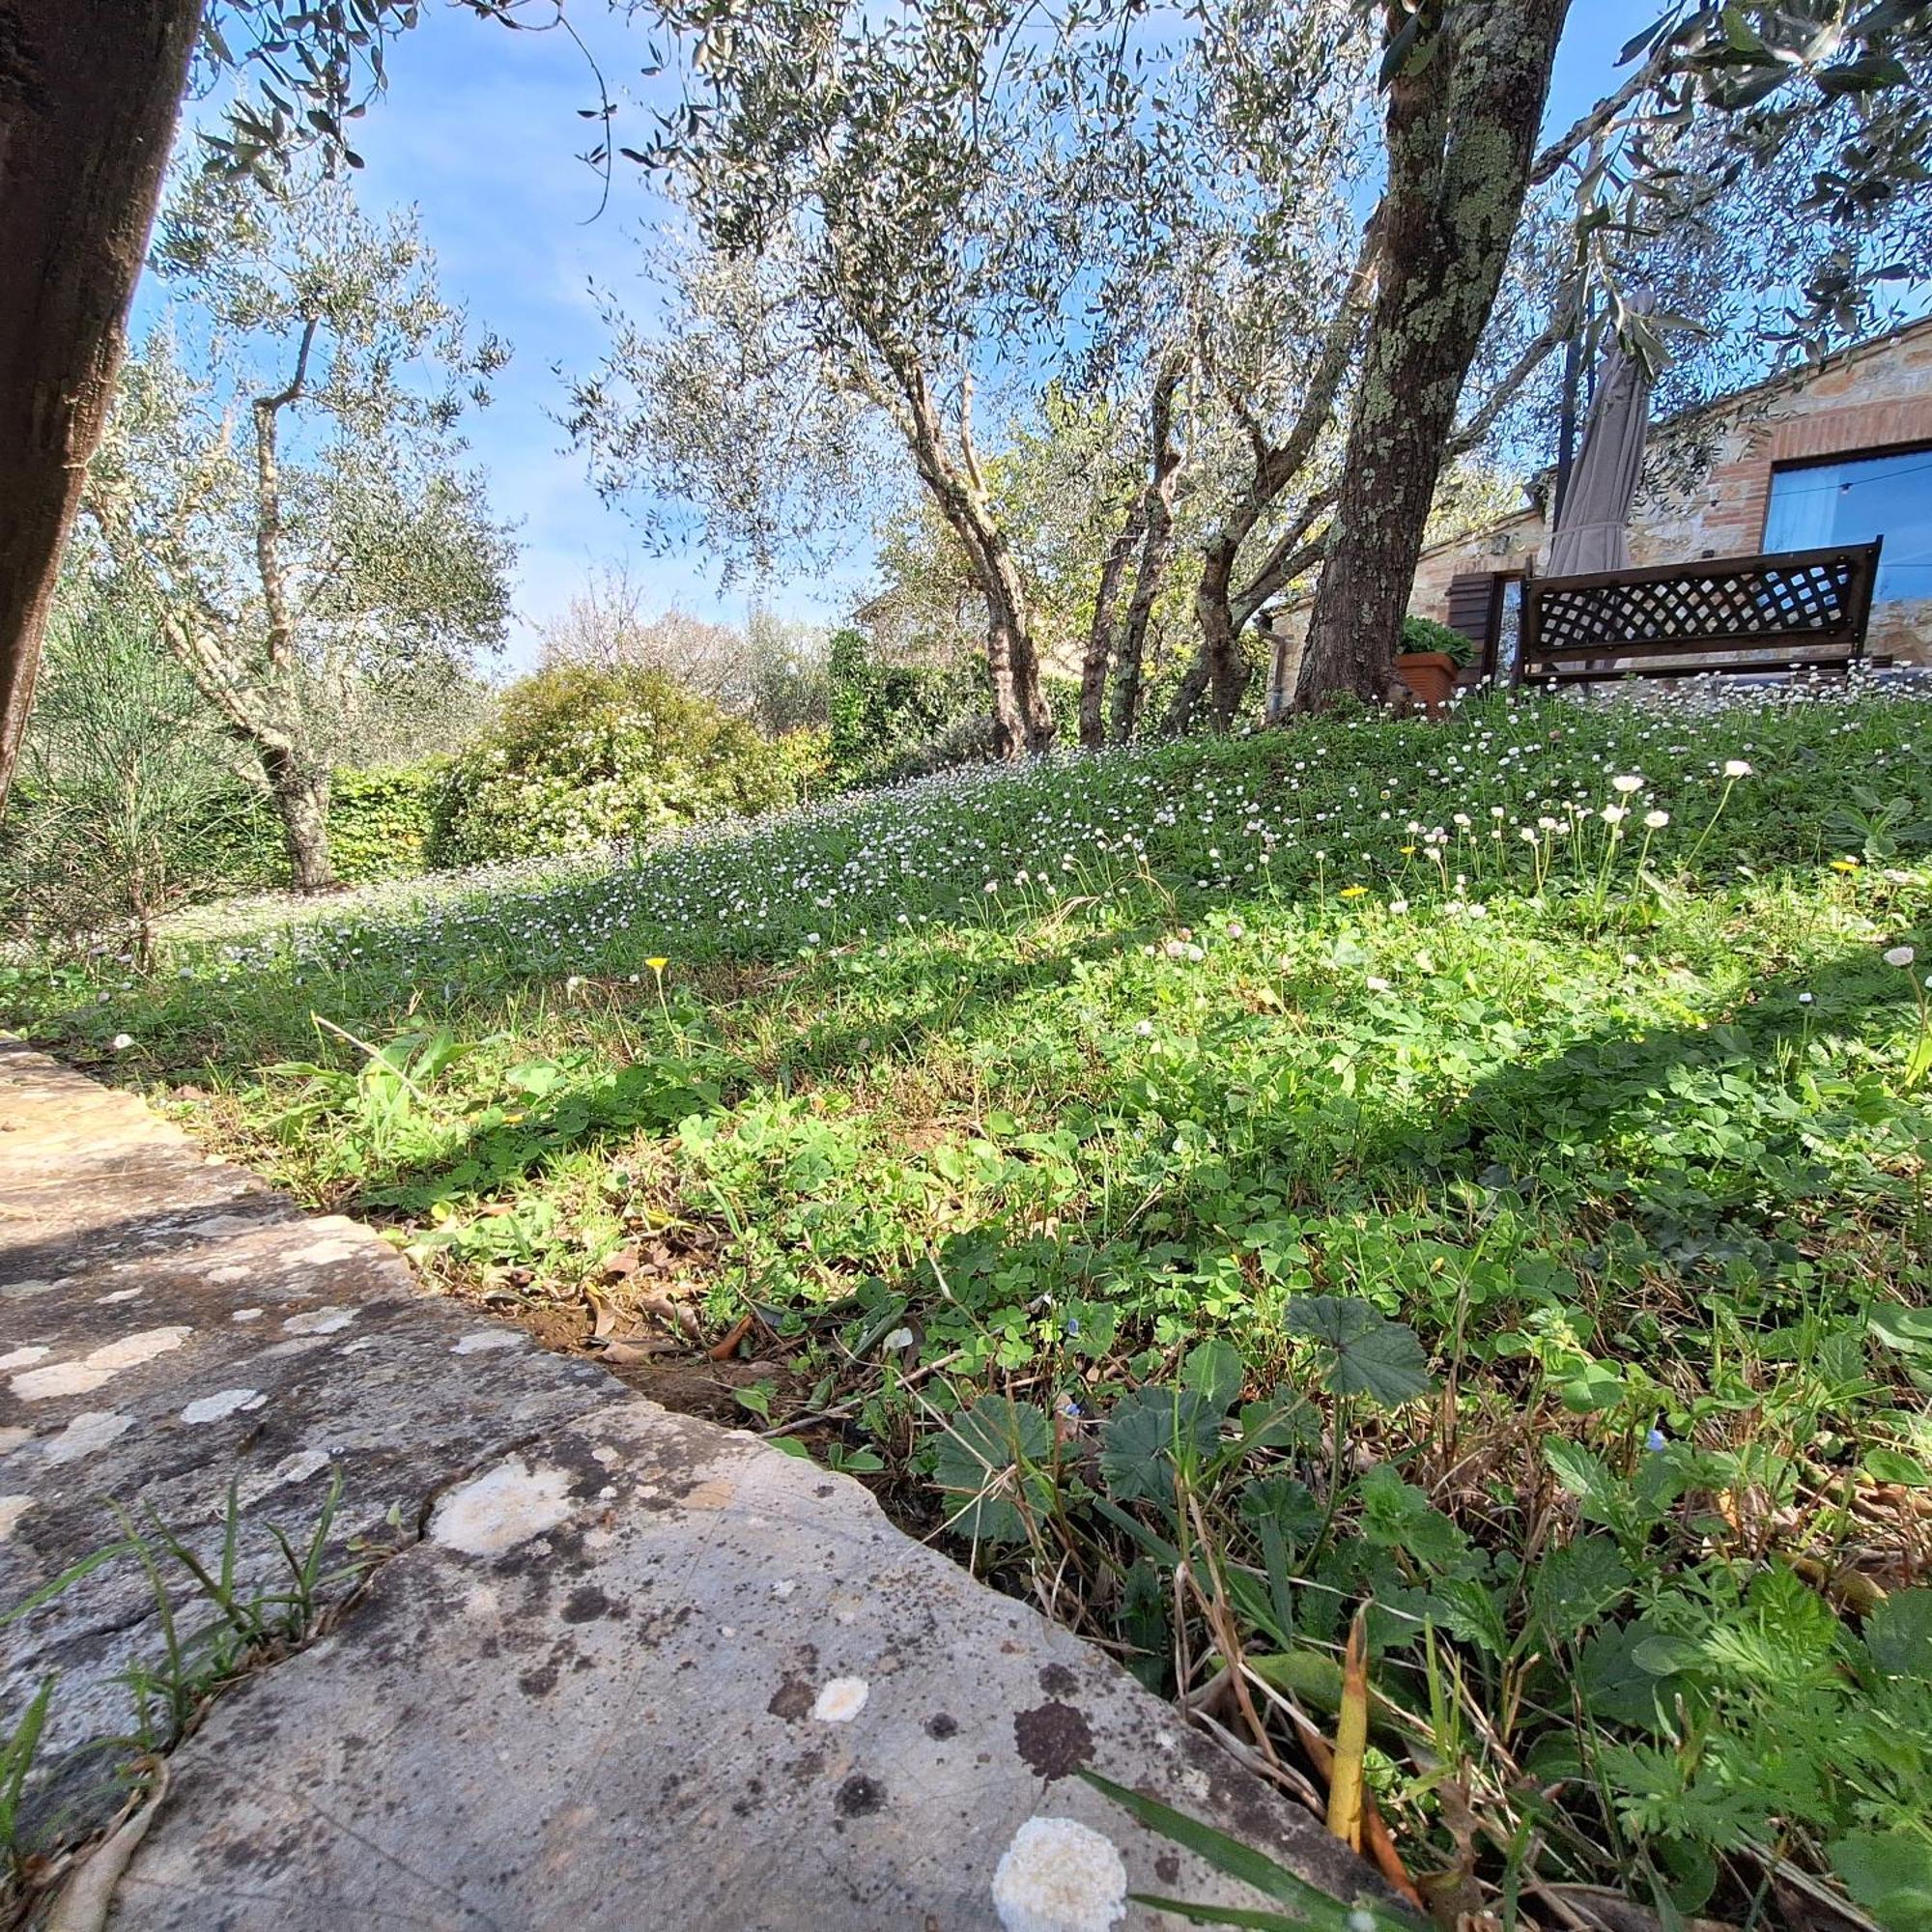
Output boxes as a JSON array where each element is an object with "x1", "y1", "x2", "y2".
[{"x1": 1078, "y1": 1767, "x2": 1407, "y2": 1931}]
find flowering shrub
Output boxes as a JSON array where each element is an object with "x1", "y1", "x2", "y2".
[{"x1": 426, "y1": 664, "x2": 805, "y2": 867}]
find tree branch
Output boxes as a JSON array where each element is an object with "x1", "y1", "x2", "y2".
[
  {"x1": 1442, "y1": 284, "x2": 1577, "y2": 462},
  {"x1": 1231, "y1": 490, "x2": 1336, "y2": 629},
  {"x1": 1526, "y1": 18, "x2": 1718, "y2": 186},
  {"x1": 251, "y1": 314, "x2": 320, "y2": 673}
]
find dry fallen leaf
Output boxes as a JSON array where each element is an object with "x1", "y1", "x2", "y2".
[
  {"x1": 1327, "y1": 1605, "x2": 1369, "y2": 1854},
  {"x1": 638, "y1": 1292, "x2": 704, "y2": 1341},
  {"x1": 707, "y1": 1314, "x2": 754, "y2": 1361},
  {"x1": 596, "y1": 1338, "x2": 678, "y2": 1365}
]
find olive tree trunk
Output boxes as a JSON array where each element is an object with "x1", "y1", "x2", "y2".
[
  {"x1": 261, "y1": 742, "x2": 334, "y2": 895},
  {"x1": 1170, "y1": 221, "x2": 1379, "y2": 735},
  {"x1": 888, "y1": 357, "x2": 1054, "y2": 759},
  {"x1": 1079, "y1": 508, "x2": 1143, "y2": 750},
  {"x1": 0, "y1": 0, "x2": 199, "y2": 811},
  {"x1": 1110, "y1": 367, "x2": 1183, "y2": 745},
  {"x1": 1295, "y1": 0, "x2": 1570, "y2": 711}
]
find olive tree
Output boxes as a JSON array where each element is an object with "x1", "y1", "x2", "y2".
[
  {"x1": 1293, "y1": 0, "x2": 1932, "y2": 710},
  {"x1": 0, "y1": 0, "x2": 481, "y2": 810},
  {"x1": 82, "y1": 158, "x2": 514, "y2": 891},
  {"x1": 574, "y1": 0, "x2": 1108, "y2": 759}
]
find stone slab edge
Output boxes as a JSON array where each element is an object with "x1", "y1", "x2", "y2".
[{"x1": 0, "y1": 1040, "x2": 1387, "y2": 1930}]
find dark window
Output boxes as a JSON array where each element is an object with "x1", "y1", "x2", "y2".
[{"x1": 1763, "y1": 443, "x2": 1932, "y2": 604}]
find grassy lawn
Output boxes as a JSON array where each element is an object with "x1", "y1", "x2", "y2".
[{"x1": 9, "y1": 685, "x2": 1932, "y2": 1925}]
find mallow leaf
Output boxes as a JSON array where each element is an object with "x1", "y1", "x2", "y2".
[
  {"x1": 931, "y1": 1397, "x2": 1053, "y2": 1544},
  {"x1": 1528, "y1": 1534, "x2": 1634, "y2": 1647},
  {"x1": 1865, "y1": 1588, "x2": 1932, "y2": 1680},
  {"x1": 1285, "y1": 1296, "x2": 1431, "y2": 1406},
  {"x1": 1099, "y1": 1387, "x2": 1222, "y2": 1503},
  {"x1": 1181, "y1": 1336, "x2": 1245, "y2": 1413}
]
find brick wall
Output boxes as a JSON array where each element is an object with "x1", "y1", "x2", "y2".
[{"x1": 1406, "y1": 318, "x2": 1932, "y2": 667}]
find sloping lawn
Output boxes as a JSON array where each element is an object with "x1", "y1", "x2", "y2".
[{"x1": 9, "y1": 685, "x2": 1932, "y2": 1926}]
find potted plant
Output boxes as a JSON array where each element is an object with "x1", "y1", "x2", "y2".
[{"x1": 1395, "y1": 614, "x2": 1475, "y2": 715}]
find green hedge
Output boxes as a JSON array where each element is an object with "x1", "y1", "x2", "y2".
[
  {"x1": 828, "y1": 628, "x2": 988, "y2": 783},
  {"x1": 199, "y1": 760, "x2": 448, "y2": 892},
  {"x1": 327, "y1": 763, "x2": 448, "y2": 881}
]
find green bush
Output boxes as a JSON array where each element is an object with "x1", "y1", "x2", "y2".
[
  {"x1": 825, "y1": 630, "x2": 1103, "y2": 779},
  {"x1": 827, "y1": 629, "x2": 987, "y2": 783},
  {"x1": 0, "y1": 609, "x2": 249, "y2": 958},
  {"x1": 1401, "y1": 612, "x2": 1476, "y2": 667},
  {"x1": 761, "y1": 726, "x2": 835, "y2": 805},
  {"x1": 327, "y1": 764, "x2": 450, "y2": 881},
  {"x1": 1136, "y1": 629, "x2": 1269, "y2": 738},
  {"x1": 195, "y1": 760, "x2": 448, "y2": 892},
  {"x1": 427, "y1": 664, "x2": 800, "y2": 867}
]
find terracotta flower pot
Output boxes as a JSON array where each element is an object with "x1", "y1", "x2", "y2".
[{"x1": 1394, "y1": 651, "x2": 1458, "y2": 717}]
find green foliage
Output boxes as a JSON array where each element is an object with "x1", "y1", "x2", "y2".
[
  {"x1": 1834, "y1": 1829, "x2": 1932, "y2": 1931},
  {"x1": 85, "y1": 154, "x2": 514, "y2": 890},
  {"x1": 932, "y1": 1397, "x2": 1056, "y2": 1542},
  {"x1": 1284, "y1": 1295, "x2": 1433, "y2": 1405},
  {"x1": 428, "y1": 664, "x2": 801, "y2": 866},
  {"x1": 201, "y1": 760, "x2": 449, "y2": 888},
  {"x1": 825, "y1": 628, "x2": 988, "y2": 784},
  {"x1": 326, "y1": 763, "x2": 450, "y2": 881},
  {"x1": 0, "y1": 606, "x2": 249, "y2": 958},
  {"x1": 1400, "y1": 612, "x2": 1475, "y2": 668}
]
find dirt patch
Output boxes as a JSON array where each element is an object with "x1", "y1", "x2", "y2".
[
  {"x1": 605, "y1": 1353, "x2": 785, "y2": 1425},
  {"x1": 446, "y1": 1284, "x2": 795, "y2": 1428},
  {"x1": 518, "y1": 1299, "x2": 593, "y2": 1353}
]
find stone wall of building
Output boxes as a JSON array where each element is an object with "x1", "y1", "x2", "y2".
[{"x1": 1406, "y1": 317, "x2": 1932, "y2": 667}]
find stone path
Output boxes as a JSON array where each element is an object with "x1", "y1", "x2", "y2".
[{"x1": 0, "y1": 1040, "x2": 1380, "y2": 1929}]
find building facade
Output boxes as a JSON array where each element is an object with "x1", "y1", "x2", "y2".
[
  {"x1": 1268, "y1": 315, "x2": 1932, "y2": 705},
  {"x1": 1413, "y1": 315, "x2": 1932, "y2": 673}
]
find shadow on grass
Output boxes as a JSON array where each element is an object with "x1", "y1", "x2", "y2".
[
  {"x1": 315, "y1": 922, "x2": 1148, "y2": 1216},
  {"x1": 889, "y1": 942, "x2": 1925, "y2": 1348}
]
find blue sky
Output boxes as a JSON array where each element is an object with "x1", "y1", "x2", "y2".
[{"x1": 160, "y1": 1, "x2": 1651, "y2": 670}]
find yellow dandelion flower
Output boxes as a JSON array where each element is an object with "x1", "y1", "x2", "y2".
[
  {"x1": 1339, "y1": 885, "x2": 1369, "y2": 899},
  {"x1": 1830, "y1": 858, "x2": 1861, "y2": 873},
  {"x1": 645, "y1": 955, "x2": 669, "y2": 972}
]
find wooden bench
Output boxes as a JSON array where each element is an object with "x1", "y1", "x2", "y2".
[{"x1": 1514, "y1": 539, "x2": 1884, "y2": 686}]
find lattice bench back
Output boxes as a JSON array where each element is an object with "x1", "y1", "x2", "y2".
[{"x1": 1517, "y1": 540, "x2": 1883, "y2": 685}]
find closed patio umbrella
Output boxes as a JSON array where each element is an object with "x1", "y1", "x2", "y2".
[{"x1": 1548, "y1": 301, "x2": 1654, "y2": 578}]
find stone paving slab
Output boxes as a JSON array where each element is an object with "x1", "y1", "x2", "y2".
[
  {"x1": 0, "y1": 1041, "x2": 1384, "y2": 1929},
  {"x1": 0, "y1": 1040, "x2": 618, "y2": 1776}
]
